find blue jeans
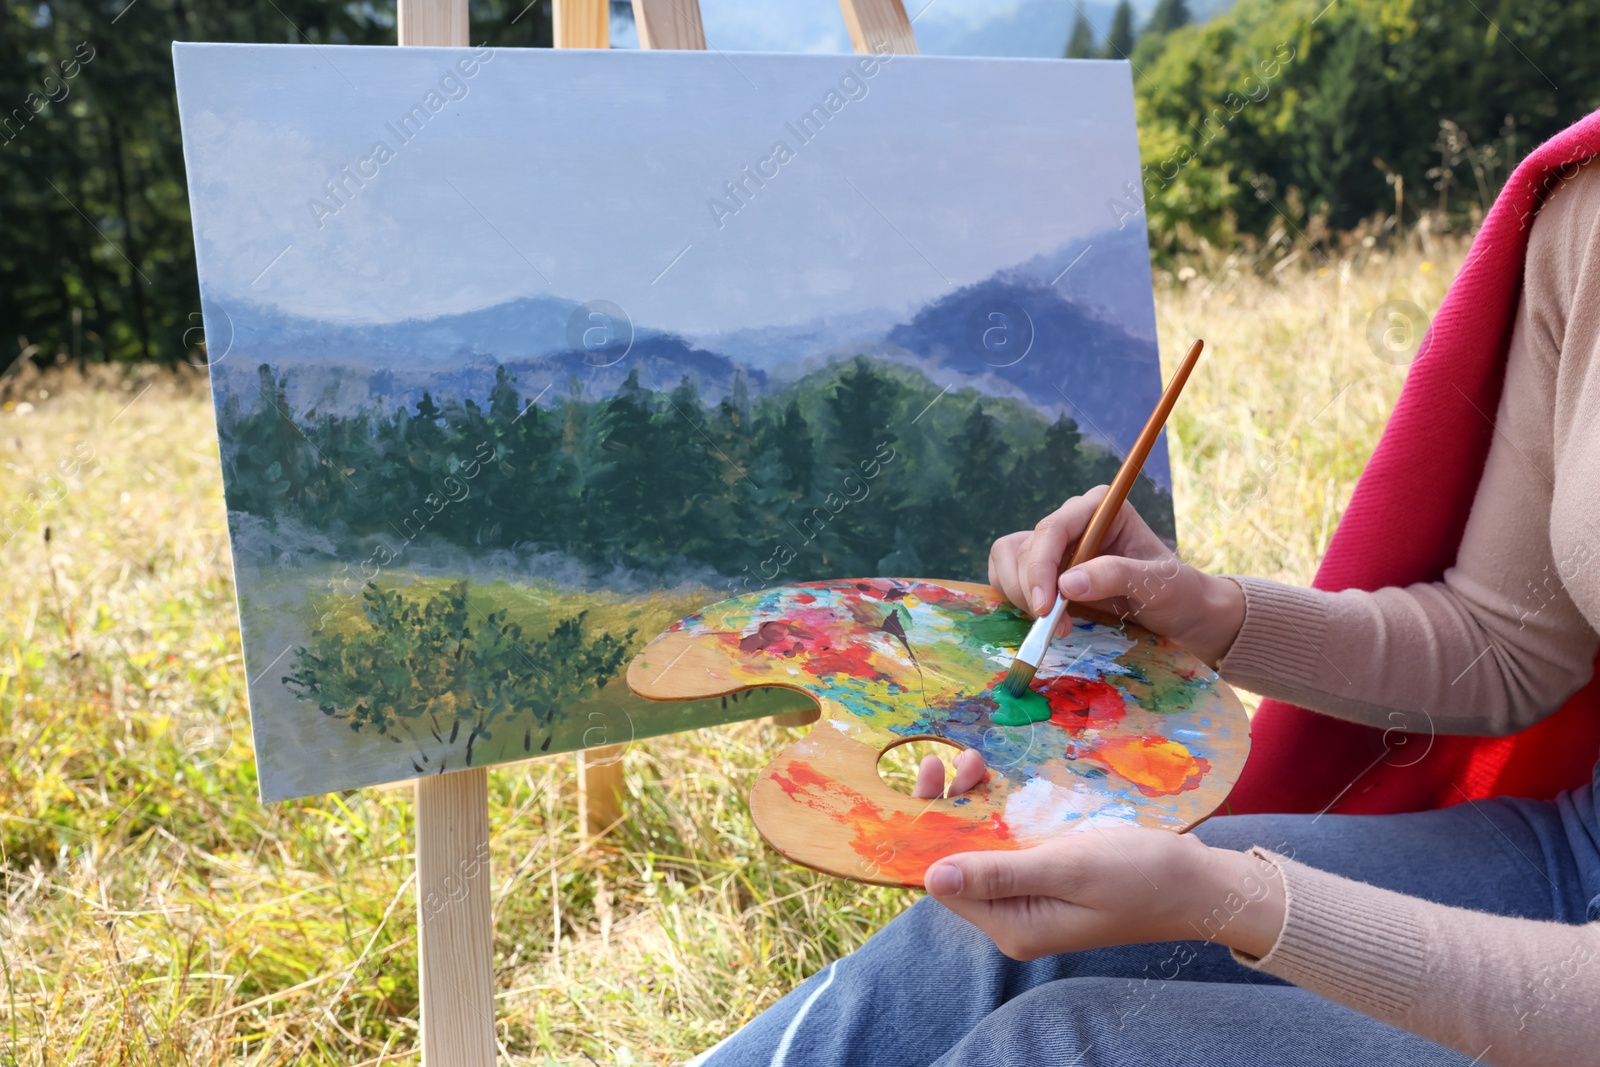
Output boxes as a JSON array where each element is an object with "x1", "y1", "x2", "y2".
[{"x1": 692, "y1": 766, "x2": 1600, "y2": 1066}]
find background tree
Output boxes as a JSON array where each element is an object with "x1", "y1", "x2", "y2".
[
  {"x1": 1101, "y1": 1, "x2": 1137, "y2": 59},
  {"x1": 1144, "y1": 0, "x2": 1191, "y2": 36},
  {"x1": 0, "y1": 0, "x2": 554, "y2": 375},
  {"x1": 1064, "y1": 11, "x2": 1096, "y2": 58},
  {"x1": 1136, "y1": 0, "x2": 1600, "y2": 252},
  {"x1": 1131, "y1": 0, "x2": 1191, "y2": 64}
]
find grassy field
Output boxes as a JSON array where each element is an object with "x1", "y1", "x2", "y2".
[{"x1": 0, "y1": 228, "x2": 1465, "y2": 1065}]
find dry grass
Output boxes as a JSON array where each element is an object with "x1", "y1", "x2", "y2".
[
  {"x1": 1160, "y1": 225, "x2": 1465, "y2": 588},
  {"x1": 0, "y1": 228, "x2": 1468, "y2": 1065}
]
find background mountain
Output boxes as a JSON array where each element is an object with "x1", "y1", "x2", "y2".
[{"x1": 210, "y1": 297, "x2": 770, "y2": 423}]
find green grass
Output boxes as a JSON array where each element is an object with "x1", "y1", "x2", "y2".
[{"x1": 0, "y1": 229, "x2": 1466, "y2": 1065}]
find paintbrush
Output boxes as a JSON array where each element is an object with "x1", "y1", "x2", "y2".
[{"x1": 1000, "y1": 338, "x2": 1206, "y2": 697}]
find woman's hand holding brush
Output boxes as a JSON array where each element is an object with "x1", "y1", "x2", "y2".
[
  {"x1": 915, "y1": 487, "x2": 1247, "y2": 801},
  {"x1": 988, "y1": 486, "x2": 1246, "y2": 669}
]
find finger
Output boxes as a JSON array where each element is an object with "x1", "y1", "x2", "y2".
[
  {"x1": 1053, "y1": 609, "x2": 1076, "y2": 639},
  {"x1": 910, "y1": 754, "x2": 945, "y2": 799},
  {"x1": 987, "y1": 530, "x2": 1033, "y2": 614},
  {"x1": 924, "y1": 845, "x2": 1064, "y2": 901},
  {"x1": 929, "y1": 892, "x2": 1085, "y2": 961},
  {"x1": 1059, "y1": 554, "x2": 1173, "y2": 610},
  {"x1": 947, "y1": 748, "x2": 987, "y2": 796},
  {"x1": 1025, "y1": 487, "x2": 1110, "y2": 615}
]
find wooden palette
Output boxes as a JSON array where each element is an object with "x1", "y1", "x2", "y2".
[{"x1": 626, "y1": 578, "x2": 1250, "y2": 887}]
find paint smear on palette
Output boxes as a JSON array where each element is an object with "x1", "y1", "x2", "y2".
[
  {"x1": 767, "y1": 758, "x2": 1020, "y2": 882},
  {"x1": 1028, "y1": 621, "x2": 1137, "y2": 679},
  {"x1": 1002, "y1": 775, "x2": 1140, "y2": 832},
  {"x1": 1036, "y1": 673, "x2": 1126, "y2": 729}
]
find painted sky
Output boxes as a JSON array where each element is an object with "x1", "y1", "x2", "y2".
[{"x1": 174, "y1": 45, "x2": 1144, "y2": 337}]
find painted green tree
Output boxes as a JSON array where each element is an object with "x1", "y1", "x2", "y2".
[
  {"x1": 220, "y1": 356, "x2": 1179, "y2": 584},
  {"x1": 283, "y1": 580, "x2": 632, "y2": 774}
]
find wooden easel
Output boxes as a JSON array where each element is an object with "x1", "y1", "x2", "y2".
[{"x1": 398, "y1": 1, "x2": 921, "y2": 1060}]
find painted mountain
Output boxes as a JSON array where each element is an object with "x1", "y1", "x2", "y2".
[
  {"x1": 210, "y1": 223, "x2": 1169, "y2": 492},
  {"x1": 212, "y1": 225, "x2": 1173, "y2": 589}
]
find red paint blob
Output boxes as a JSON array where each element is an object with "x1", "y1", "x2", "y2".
[
  {"x1": 1035, "y1": 674, "x2": 1127, "y2": 731},
  {"x1": 802, "y1": 639, "x2": 887, "y2": 681}
]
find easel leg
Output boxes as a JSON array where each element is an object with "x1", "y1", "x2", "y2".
[
  {"x1": 393, "y1": 2, "x2": 496, "y2": 1062},
  {"x1": 579, "y1": 745, "x2": 626, "y2": 836},
  {"x1": 416, "y1": 769, "x2": 496, "y2": 1066}
]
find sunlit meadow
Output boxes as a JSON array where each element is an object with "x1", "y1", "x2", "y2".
[{"x1": 0, "y1": 224, "x2": 1465, "y2": 1065}]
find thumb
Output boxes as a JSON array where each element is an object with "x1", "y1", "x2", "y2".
[
  {"x1": 1058, "y1": 554, "x2": 1150, "y2": 604},
  {"x1": 924, "y1": 846, "x2": 1060, "y2": 901}
]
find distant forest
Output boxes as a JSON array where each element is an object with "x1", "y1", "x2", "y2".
[
  {"x1": 218, "y1": 356, "x2": 1176, "y2": 586},
  {"x1": 11, "y1": 0, "x2": 1600, "y2": 368}
]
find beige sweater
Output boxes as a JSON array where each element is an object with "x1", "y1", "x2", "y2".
[{"x1": 1214, "y1": 163, "x2": 1600, "y2": 1063}]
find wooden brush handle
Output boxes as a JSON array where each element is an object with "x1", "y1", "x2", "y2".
[{"x1": 1067, "y1": 339, "x2": 1204, "y2": 570}]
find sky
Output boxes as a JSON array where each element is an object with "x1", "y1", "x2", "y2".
[
  {"x1": 617, "y1": 0, "x2": 1184, "y2": 56},
  {"x1": 175, "y1": 44, "x2": 1144, "y2": 336},
  {"x1": 646, "y1": 0, "x2": 1067, "y2": 54}
]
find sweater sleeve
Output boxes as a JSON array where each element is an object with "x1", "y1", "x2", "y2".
[
  {"x1": 1214, "y1": 164, "x2": 1600, "y2": 736},
  {"x1": 1233, "y1": 849, "x2": 1600, "y2": 1067}
]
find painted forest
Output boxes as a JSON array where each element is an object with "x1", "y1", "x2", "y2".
[{"x1": 217, "y1": 355, "x2": 1178, "y2": 589}]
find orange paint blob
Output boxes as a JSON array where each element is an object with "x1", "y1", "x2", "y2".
[
  {"x1": 840, "y1": 799, "x2": 1019, "y2": 882},
  {"x1": 1095, "y1": 735, "x2": 1211, "y2": 797}
]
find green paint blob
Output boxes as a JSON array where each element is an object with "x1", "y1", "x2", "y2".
[
  {"x1": 963, "y1": 609, "x2": 1029, "y2": 648},
  {"x1": 991, "y1": 685, "x2": 1052, "y2": 726}
]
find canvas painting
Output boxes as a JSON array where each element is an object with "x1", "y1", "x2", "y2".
[{"x1": 173, "y1": 42, "x2": 1175, "y2": 802}]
